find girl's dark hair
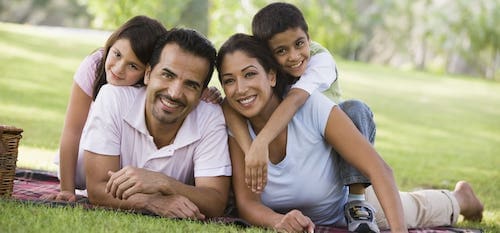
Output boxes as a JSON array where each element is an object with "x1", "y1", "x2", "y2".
[
  {"x1": 92, "y1": 15, "x2": 167, "y2": 100},
  {"x1": 252, "y1": 2, "x2": 309, "y2": 42},
  {"x1": 216, "y1": 33, "x2": 291, "y2": 98}
]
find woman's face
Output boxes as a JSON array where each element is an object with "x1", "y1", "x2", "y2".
[
  {"x1": 220, "y1": 50, "x2": 276, "y2": 119},
  {"x1": 105, "y1": 38, "x2": 146, "y2": 86}
]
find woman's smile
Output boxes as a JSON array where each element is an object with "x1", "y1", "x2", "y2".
[{"x1": 237, "y1": 95, "x2": 257, "y2": 106}]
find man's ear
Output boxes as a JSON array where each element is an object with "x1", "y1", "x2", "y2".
[
  {"x1": 269, "y1": 69, "x2": 277, "y2": 87},
  {"x1": 144, "y1": 65, "x2": 152, "y2": 85}
]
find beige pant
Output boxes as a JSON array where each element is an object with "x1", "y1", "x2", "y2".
[{"x1": 366, "y1": 186, "x2": 460, "y2": 230}]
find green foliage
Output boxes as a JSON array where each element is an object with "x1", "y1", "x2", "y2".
[{"x1": 86, "y1": 0, "x2": 208, "y2": 35}]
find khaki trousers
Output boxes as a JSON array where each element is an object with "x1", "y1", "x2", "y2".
[{"x1": 366, "y1": 186, "x2": 460, "y2": 230}]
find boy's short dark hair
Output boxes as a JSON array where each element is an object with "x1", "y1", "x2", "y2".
[{"x1": 252, "y1": 2, "x2": 309, "y2": 42}]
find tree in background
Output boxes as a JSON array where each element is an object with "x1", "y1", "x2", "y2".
[{"x1": 1, "y1": 0, "x2": 497, "y2": 80}]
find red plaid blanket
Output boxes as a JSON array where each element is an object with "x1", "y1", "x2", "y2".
[{"x1": 10, "y1": 169, "x2": 482, "y2": 233}]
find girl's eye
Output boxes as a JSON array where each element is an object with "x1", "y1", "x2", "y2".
[
  {"x1": 113, "y1": 51, "x2": 121, "y2": 57},
  {"x1": 222, "y1": 78, "x2": 234, "y2": 85},
  {"x1": 129, "y1": 64, "x2": 138, "y2": 70},
  {"x1": 296, "y1": 40, "x2": 304, "y2": 48}
]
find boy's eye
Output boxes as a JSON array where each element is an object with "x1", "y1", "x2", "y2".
[
  {"x1": 296, "y1": 40, "x2": 305, "y2": 47},
  {"x1": 275, "y1": 48, "x2": 286, "y2": 56}
]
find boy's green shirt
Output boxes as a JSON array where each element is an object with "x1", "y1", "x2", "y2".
[{"x1": 310, "y1": 41, "x2": 342, "y2": 103}]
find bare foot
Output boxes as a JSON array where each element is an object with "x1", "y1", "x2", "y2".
[{"x1": 453, "y1": 181, "x2": 484, "y2": 222}]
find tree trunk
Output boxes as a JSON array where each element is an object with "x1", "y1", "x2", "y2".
[{"x1": 177, "y1": 0, "x2": 209, "y2": 36}]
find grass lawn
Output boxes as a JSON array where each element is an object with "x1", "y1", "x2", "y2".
[{"x1": 0, "y1": 22, "x2": 499, "y2": 232}]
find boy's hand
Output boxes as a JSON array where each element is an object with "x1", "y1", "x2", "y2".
[
  {"x1": 201, "y1": 86, "x2": 223, "y2": 104},
  {"x1": 245, "y1": 142, "x2": 269, "y2": 193}
]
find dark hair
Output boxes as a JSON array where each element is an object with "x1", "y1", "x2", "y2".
[
  {"x1": 92, "y1": 15, "x2": 167, "y2": 100},
  {"x1": 149, "y1": 28, "x2": 216, "y2": 89},
  {"x1": 216, "y1": 33, "x2": 290, "y2": 98},
  {"x1": 252, "y1": 2, "x2": 309, "y2": 42}
]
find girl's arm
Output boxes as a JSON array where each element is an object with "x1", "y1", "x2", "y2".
[
  {"x1": 324, "y1": 106, "x2": 407, "y2": 232},
  {"x1": 58, "y1": 82, "x2": 92, "y2": 200},
  {"x1": 229, "y1": 136, "x2": 314, "y2": 232}
]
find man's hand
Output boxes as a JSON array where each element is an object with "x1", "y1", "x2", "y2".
[
  {"x1": 245, "y1": 141, "x2": 269, "y2": 193},
  {"x1": 146, "y1": 194, "x2": 205, "y2": 220},
  {"x1": 274, "y1": 210, "x2": 315, "y2": 233},
  {"x1": 201, "y1": 86, "x2": 223, "y2": 104},
  {"x1": 106, "y1": 166, "x2": 169, "y2": 200}
]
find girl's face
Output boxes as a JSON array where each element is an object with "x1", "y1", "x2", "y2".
[
  {"x1": 105, "y1": 39, "x2": 146, "y2": 86},
  {"x1": 220, "y1": 50, "x2": 276, "y2": 119},
  {"x1": 268, "y1": 27, "x2": 310, "y2": 78}
]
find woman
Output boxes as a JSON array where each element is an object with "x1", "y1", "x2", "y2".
[{"x1": 216, "y1": 33, "x2": 483, "y2": 232}]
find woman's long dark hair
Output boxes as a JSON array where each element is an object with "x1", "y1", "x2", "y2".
[
  {"x1": 92, "y1": 15, "x2": 167, "y2": 100},
  {"x1": 216, "y1": 33, "x2": 292, "y2": 99}
]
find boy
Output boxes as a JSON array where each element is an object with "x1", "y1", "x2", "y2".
[{"x1": 222, "y1": 2, "x2": 380, "y2": 232}]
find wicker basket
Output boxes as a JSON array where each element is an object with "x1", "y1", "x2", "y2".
[{"x1": 0, "y1": 125, "x2": 23, "y2": 197}]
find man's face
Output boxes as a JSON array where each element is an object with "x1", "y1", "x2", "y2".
[{"x1": 144, "y1": 43, "x2": 209, "y2": 126}]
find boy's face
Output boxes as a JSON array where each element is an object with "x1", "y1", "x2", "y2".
[{"x1": 268, "y1": 27, "x2": 310, "y2": 78}]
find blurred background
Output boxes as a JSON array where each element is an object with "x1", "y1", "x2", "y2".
[{"x1": 1, "y1": 0, "x2": 499, "y2": 80}]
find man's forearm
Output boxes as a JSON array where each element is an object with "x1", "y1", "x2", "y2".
[
  {"x1": 87, "y1": 181, "x2": 149, "y2": 211},
  {"x1": 158, "y1": 176, "x2": 230, "y2": 217}
]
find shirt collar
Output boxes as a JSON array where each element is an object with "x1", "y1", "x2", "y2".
[{"x1": 124, "y1": 88, "x2": 202, "y2": 149}]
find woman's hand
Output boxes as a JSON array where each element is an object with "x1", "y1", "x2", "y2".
[
  {"x1": 274, "y1": 209, "x2": 315, "y2": 233},
  {"x1": 201, "y1": 86, "x2": 223, "y2": 104}
]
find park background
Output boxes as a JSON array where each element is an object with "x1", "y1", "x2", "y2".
[{"x1": 0, "y1": 0, "x2": 499, "y2": 232}]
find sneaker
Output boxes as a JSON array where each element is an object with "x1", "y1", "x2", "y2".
[{"x1": 344, "y1": 200, "x2": 380, "y2": 233}]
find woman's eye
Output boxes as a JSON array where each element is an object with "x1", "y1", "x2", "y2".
[{"x1": 244, "y1": 72, "x2": 257, "y2": 78}]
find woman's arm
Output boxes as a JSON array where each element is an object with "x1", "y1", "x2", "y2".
[
  {"x1": 229, "y1": 137, "x2": 314, "y2": 232},
  {"x1": 58, "y1": 82, "x2": 92, "y2": 199},
  {"x1": 324, "y1": 106, "x2": 407, "y2": 232}
]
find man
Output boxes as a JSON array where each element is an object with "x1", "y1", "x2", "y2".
[{"x1": 81, "y1": 28, "x2": 231, "y2": 219}]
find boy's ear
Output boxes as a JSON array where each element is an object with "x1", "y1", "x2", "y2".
[
  {"x1": 269, "y1": 69, "x2": 277, "y2": 87},
  {"x1": 144, "y1": 65, "x2": 152, "y2": 85}
]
